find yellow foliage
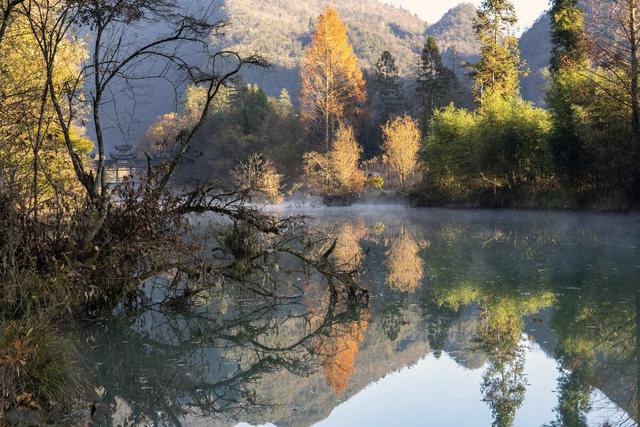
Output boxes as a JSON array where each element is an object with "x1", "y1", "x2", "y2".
[
  {"x1": 385, "y1": 228, "x2": 425, "y2": 293},
  {"x1": 303, "y1": 124, "x2": 366, "y2": 199},
  {"x1": 300, "y1": 7, "x2": 366, "y2": 147},
  {"x1": 330, "y1": 125, "x2": 366, "y2": 191},
  {"x1": 0, "y1": 12, "x2": 91, "y2": 209},
  {"x1": 332, "y1": 221, "x2": 368, "y2": 270},
  {"x1": 141, "y1": 113, "x2": 183, "y2": 155},
  {"x1": 231, "y1": 153, "x2": 283, "y2": 203},
  {"x1": 381, "y1": 115, "x2": 422, "y2": 187}
]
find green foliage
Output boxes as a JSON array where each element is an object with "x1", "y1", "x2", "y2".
[
  {"x1": 574, "y1": 71, "x2": 638, "y2": 201},
  {"x1": 472, "y1": 0, "x2": 526, "y2": 100},
  {"x1": 423, "y1": 94, "x2": 552, "y2": 206},
  {"x1": 0, "y1": 317, "x2": 81, "y2": 412},
  {"x1": 549, "y1": 0, "x2": 586, "y2": 72},
  {"x1": 372, "y1": 51, "x2": 405, "y2": 125},
  {"x1": 416, "y1": 36, "x2": 459, "y2": 133},
  {"x1": 546, "y1": 0, "x2": 639, "y2": 206},
  {"x1": 177, "y1": 83, "x2": 310, "y2": 185},
  {"x1": 546, "y1": 67, "x2": 588, "y2": 188},
  {"x1": 236, "y1": 84, "x2": 271, "y2": 135},
  {"x1": 546, "y1": 0, "x2": 587, "y2": 191}
]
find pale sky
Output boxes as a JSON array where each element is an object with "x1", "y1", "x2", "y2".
[{"x1": 382, "y1": 0, "x2": 549, "y2": 31}]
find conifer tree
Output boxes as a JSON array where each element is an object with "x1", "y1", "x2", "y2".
[
  {"x1": 547, "y1": 0, "x2": 588, "y2": 187},
  {"x1": 417, "y1": 36, "x2": 456, "y2": 133},
  {"x1": 472, "y1": 0, "x2": 525, "y2": 100},
  {"x1": 549, "y1": 0, "x2": 586, "y2": 72},
  {"x1": 300, "y1": 7, "x2": 366, "y2": 150},
  {"x1": 276, "y1": 88, "x2": 293, "y2": 117},
  {"x1": 372, "y1": 51, "x2": 405, "y2": 125}
]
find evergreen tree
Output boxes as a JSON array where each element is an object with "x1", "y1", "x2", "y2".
[
  {"x1": 236, "y1": 84, "x2": 270, "y2": 135},
  {"x1": 276, "y1": 88, "x2": 293, "y2": 117},
  {"x1": 372, "y1": 51, "x2": 405, "y2": 125},
  {"x1": 549, "y1": 0, "x2": 586, "y2": 72},
  {"x1": 417, "y1": 36, "x2": 457, "y2": 134},
  {"x1": 472, "y1": 0, "x2": 525, "y2": 100},
  {"x1": 547, "y1": 0, "x2": 588, "y2": 187}
]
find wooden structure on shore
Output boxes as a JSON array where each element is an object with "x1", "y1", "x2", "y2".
[{"x1": 105, "y1": 145, "x2": 142, "y2": 185}]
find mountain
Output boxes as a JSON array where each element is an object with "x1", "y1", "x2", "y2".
[
  {"x1": 222, "y1": 0, "x2": 485, "y2": 100},
  {"x1": 519, "y1": 13, "x2": 552, "y2": 106},
  {"x1": 426, "y1": 3, "x2": 480, "y2": 66},
  {"x1": 220, "y1": 0, "x2": 428, "y2": 100},
  {"x1": 100, "y1": 0, "x2": 555, "y2": 150}
]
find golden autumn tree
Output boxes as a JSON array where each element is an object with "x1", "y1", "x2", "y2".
[
  {"x1": 381, "y1": 115, "x2": 422, "y2": 188},
  {"x1": 0, "y1": 10, "x2": 91, "y2": 214},
  {"x1": 385, "y1": 227, "x2": 426, "y2": 293},
  {"x1": 303, "y1": 123, "x2": 366, "y2": 203},
  {"x1": 300, "y1": 7, "x2": 366, "y2": 150}
]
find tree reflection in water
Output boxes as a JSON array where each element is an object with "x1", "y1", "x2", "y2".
[
  {"x1": 85, "y1": 281, "x2": 369, "y2": 425},
  {"x1": 426, "y1": 218, "x2": 638, "y2": 427},
  {"x1": 74, "y1": 212, "x2": 640, "y2": 427},
  {"x1": 384, "y1": 225, "x2": 427, "y2": 293}
]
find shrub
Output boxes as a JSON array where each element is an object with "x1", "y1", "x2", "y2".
[
  {"x1": 232, "y1": 153, "x2": 284, "y2": 203},
  {"x1": 0, "y1": 317, "x2": 81, "y2": 414},
  {"x1": 381, "y1": 115, "x2": 422, "y2": 188},
  {"x1": 303, "y1": 124, "x2": 366, "y2": 204},
  {"x1": 421, "y1": 95, "x2": 553, "y2": 206}
]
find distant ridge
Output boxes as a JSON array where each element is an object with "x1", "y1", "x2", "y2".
[{"x1": 102, "y1": 0, "x2": 555, "y2": 149}]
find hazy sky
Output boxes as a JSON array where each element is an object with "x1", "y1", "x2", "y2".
[{"x1": 381, "y1": 0, "x2": 549, "y2": 31}]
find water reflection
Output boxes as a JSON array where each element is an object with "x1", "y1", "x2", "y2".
[
  {"x1": 78, "y1": 208, "x2": 640, "y2": 427},
  {"x1": 384, "y1": 226, "x2": 426, "y2": 293}
]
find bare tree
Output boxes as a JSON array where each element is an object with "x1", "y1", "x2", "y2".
[
  {"x1": 23, "y1": 0, "x2": 265, "y2": 250},
  {"x1": 586, "y1": 0, "x2": 640, "y2": 143}
]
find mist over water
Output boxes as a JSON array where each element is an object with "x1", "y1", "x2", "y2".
[{"x1": 76, "y1": 207, "x2": 640, "y2": 427}]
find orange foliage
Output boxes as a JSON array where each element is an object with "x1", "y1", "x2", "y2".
[
  {"x1": 321, "y1": 315, "x2": 369, "y2": 395},
  {"x1": 300, "y1": 7, "x2": 366, "y2": 148}
]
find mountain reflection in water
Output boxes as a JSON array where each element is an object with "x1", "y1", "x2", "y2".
[{"x1": 77, "y1": 207, "x2": 640, "y2": 427}]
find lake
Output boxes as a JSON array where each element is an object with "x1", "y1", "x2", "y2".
[{"x1": 77, "y1": 207, "x2": 640, "y2": 427}]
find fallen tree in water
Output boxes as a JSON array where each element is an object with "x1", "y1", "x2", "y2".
[{"x1": 0, "y1": 0, "x2": 369, "y2": 419}]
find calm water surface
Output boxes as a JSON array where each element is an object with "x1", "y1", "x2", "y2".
[{"x1": 78, "y1": 207, "x2": 640, "y2": 427}]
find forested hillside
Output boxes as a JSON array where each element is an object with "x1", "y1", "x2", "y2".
[
  {"x1": 220, "y1": 0, "x2": 426, "y2": 99},
  {"x1": 224, "y1": 0, "x2": 554, "y2": 106},
  {"x1": 425, "y1": 3, "x2": 480, "y2": 69},
  {"x1": 221, "y1": 0, "x2": 485, "y2": 100}
]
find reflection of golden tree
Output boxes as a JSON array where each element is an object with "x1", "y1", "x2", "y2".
[
  {"x1": 321, "y1": 315, "x2": 369, "y2": 395},
  {"x1": 332, "y1": 221, "x2": 368, "y2": 270},
  {"x1": 385, "y1": 228, "x2": 425, "y2": 293}
]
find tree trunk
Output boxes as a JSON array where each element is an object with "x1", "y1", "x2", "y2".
[
  {"x1": 636, "y1": 285, "x2": 640, "y2": 423},
  {"x1": 0, "y1": 0, "x2": 21, "y2": 48},
  {"x1": 0, "y1": 159, "x2": 4, "y2": 195},
  {"x1": 630, "y1": 1, "x2": 640, "y2": 145},
  {"x1": 325, "y1": 110, "x2": 330, "y2": 151},
  {"x1": 31, "y1": 82, "x2": 49, "y2": 221}
]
